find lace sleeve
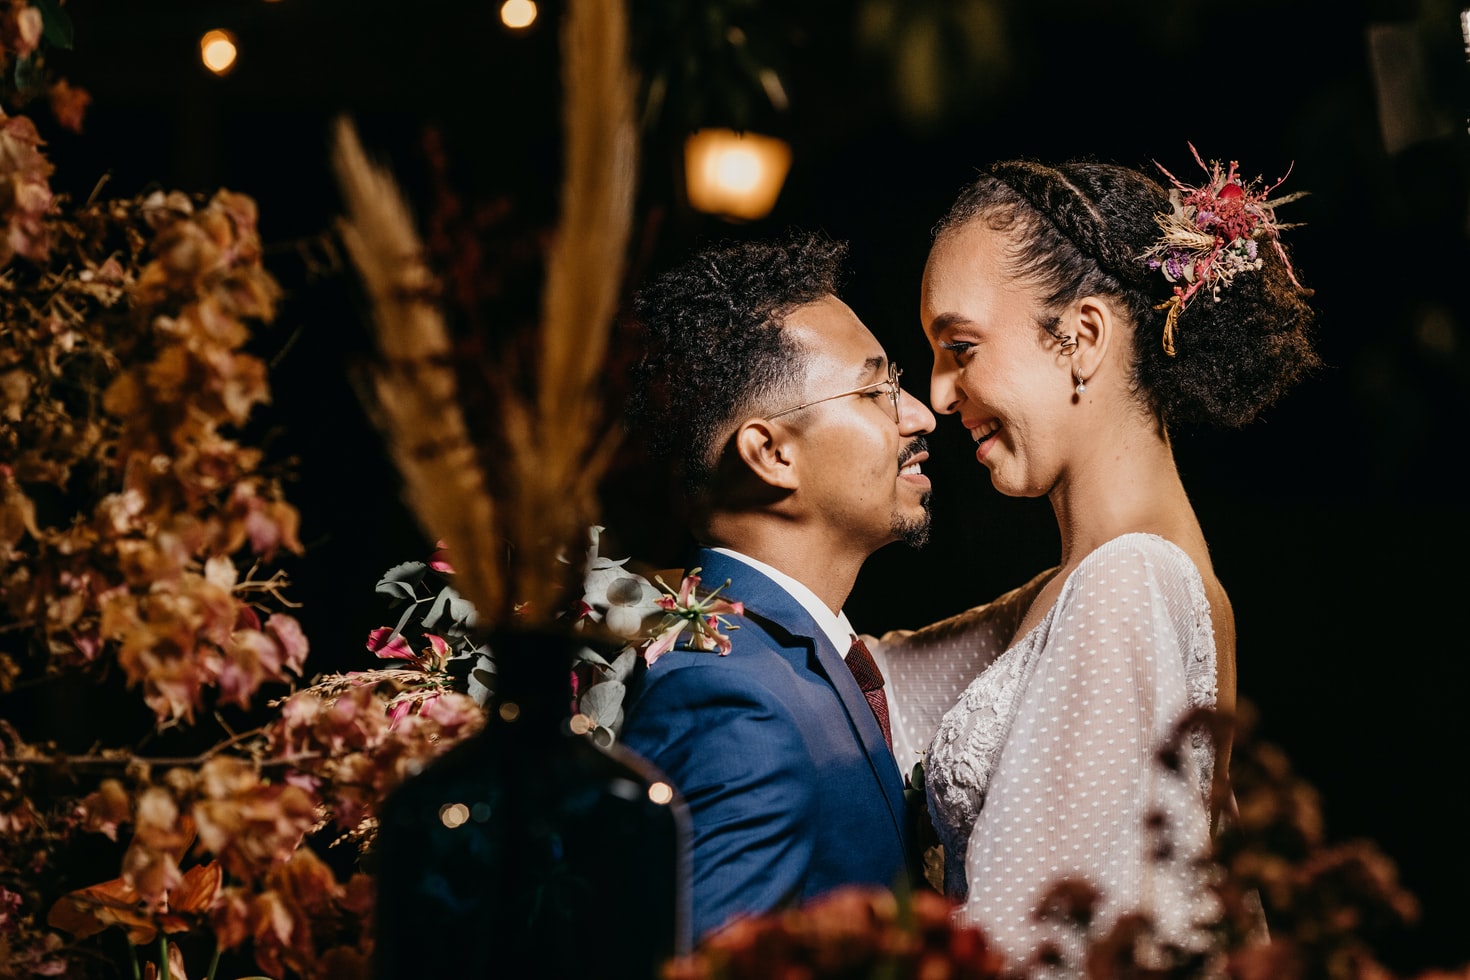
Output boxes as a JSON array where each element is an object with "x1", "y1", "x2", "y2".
[
  {"x1": 864, "y1": 568, "x2": 1054, "y2": 776},
  {"x1": 958, "y1": 538, "x2": 1218, "y2": 969}
]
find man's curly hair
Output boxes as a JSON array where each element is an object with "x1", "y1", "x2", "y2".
[
  {"x1": 626, "y1": 231, "x2": 848, "y2": 499},
  {"x1": 935, "y1": 158, "x2": 1319, "y2": 429}
]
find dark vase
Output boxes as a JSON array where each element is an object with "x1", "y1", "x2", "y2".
[{"x1": 372, "y1": 629, "x2": 690, "y2": 979}]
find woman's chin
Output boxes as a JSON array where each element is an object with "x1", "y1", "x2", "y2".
[{"x1": 985, "y1": 471, "x2": 1047, "y2": 500}]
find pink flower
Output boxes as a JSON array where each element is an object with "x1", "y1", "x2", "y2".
[
  {"x1": 266, "y1": 614, "x2": 310, "y2": 674},
  {"x1": 641, "y1": 571, "x2": 742, "y2": 665},
  {"x1": 428, "y1": 540, "x2": 455, "y2": 573},
  {"x1": 423, "y1": 632, "x2": 450, "y2": 668},
  {"x1": 366, "y1": 627, "x2": 414, "y2": 661}
]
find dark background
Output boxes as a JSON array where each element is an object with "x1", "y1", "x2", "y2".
[{"x1": 33, "y1": 0, "x2": 1470, "y2": 970}]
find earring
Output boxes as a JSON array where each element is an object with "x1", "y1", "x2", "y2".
[{"x1": 1074, "y1": 373, "x2": 1087, "y2": 395}]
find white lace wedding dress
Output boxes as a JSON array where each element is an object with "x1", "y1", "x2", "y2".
[{"x1": 868, "y1": 534, "x2": 1221, "y2": 971}]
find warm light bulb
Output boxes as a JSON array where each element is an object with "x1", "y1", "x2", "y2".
[
  {"x1": 684, "y1": 129, "x2": 793, "y2": 222},
  {"x1": 500, "y1": 0, "x2": 537, "y2": 31},
  {"x1": 648, "y1": 782, "x2": 675, "y2": 806},
  {"x1": 713, "y1": 147, "x2": 763, "y2": 193},
  {"x1": 200, "y1": 30, "x2": 238, "y2": 75}
]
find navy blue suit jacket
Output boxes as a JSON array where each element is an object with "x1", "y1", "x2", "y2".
[{"x1": 619, "y1": 548, "x2": 911, "y2": 941}]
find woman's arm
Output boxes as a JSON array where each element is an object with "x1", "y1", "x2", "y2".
[
  {"x1": 959, "y1": 539, "x2": 1217, "y2": 969},
  {"x1": 865, "y1": 567, "x2": 1055, "y2": 774}
]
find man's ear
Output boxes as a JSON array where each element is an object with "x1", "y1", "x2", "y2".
[
  {"x1": 1071, "y1": 295, "x2": 1116, "y2": 382},
  {"x1": 733, "y1": 418, "x2": 799, "y2": 490}
]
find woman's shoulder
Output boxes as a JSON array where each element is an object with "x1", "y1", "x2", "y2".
[
  {"x1": 1075, "y1": 532, "x2": 1206, "y2": 588},
  {"x1": 1057, "y1": 532, "x2": 1216, "y2": 630},
  {"x1": 1054, "y1": 532, "x2": 1220, "y2": 672}
]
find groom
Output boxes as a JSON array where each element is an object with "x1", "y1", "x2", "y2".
[{"x1": 619, "y1": 231, "x2": 936, "y2": 943}]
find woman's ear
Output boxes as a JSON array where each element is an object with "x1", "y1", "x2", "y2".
[
  {"x1": 733, "y1": 418, "x2": 799, "y2": 490},
  {"x1": 1071, "y1": 295, "x2": 1116, "y2": 384}
]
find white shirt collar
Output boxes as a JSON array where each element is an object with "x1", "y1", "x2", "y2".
[{"x1": 709, "y1": 547, "x2": 856, "y2": 658}]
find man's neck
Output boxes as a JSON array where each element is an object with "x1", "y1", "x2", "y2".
[{"x1": 701, "y1": 517, "x2": 868, "y2": 615}]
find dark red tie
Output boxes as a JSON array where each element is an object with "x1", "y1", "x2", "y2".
[{"x1": 845, "y1": 634, "x2": 892, "y2": 751}]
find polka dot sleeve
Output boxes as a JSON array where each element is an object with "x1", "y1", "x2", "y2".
[{"x1": 957, "y1": 537, "x2": 1218, "y2": 969}]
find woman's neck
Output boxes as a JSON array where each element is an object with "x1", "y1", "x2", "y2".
[{"x1": 1048, "y1": 419, "x2": 1205, "y2": 571}]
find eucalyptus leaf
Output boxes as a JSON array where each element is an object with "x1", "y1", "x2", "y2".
[
  {"x1": 381, "y1": 600, "x2": 418, "y2": 648},
  {"x1": 467, "y1": 663, "x2": 495, "y2": 706},
  {"x1": 446, "y1": 641, "x2": 492, "y2": 665},
  {"x1": 574, "y1": 646, "x2": 612, "y2": 670},
  {"x1": 421, "y1": 586, "x2": 453, "y2": 629},
  {"x1": 424, "y1": 585, "x2": 478, "y2": 631},
  {"x1": 445, "y1": 591, "x2": 479, "y2": 627},
  {"x1": 609, "y1": 647, "x2": 639, "y2": 683},
  {"x1": 376, "y1": 561, "x2": 428, "y2": 600},
  {"x1": 582, "y1": 679, "x2": 625, "y2": 724}
]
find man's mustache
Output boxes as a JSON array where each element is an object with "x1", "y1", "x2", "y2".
[{"x1": 897, "y1": 436, "x2": 928, "y2": 468}]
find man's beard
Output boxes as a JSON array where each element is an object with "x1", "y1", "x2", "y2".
[
  {"x1": 892, "y1": 436, "x2": 932, "y2": 548},
  {"x1": 891, "y1": 493, "x2": 932, "y2": 549}
]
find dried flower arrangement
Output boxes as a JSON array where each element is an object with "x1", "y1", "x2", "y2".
[
  {"x1": 663, "y1": 704, "x2": 1454, "y2": 980},
  {"x1": 1, "y1": 0, "x2": 644, "y2": 973}
]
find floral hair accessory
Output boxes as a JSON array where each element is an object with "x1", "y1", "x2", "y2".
[{"x1": 1143, "y1": 144, "x2": 1307, "y2": 356}]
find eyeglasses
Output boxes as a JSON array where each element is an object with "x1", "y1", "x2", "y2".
[{"x1": 766, "y1": 363, "x2": 903, "y2": 424}]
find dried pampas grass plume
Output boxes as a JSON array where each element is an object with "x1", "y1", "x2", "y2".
[
  {"x1": 329, "y1": 117, "x2": 505, "y2": 620},
  {"x1": 330, "y1": 0, "x2": 637, "y2": 626}
]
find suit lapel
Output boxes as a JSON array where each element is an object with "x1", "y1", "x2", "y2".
[{"x1": 690, "y1": 549, "x2": 909, "y2": 840}]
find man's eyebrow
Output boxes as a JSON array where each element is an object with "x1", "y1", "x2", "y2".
[{"x1": 852, "y1": 355, "x2": 886, "y2": 384}]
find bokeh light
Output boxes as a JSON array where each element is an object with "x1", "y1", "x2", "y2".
[
  {"x1": 199, "y1": 30, "x2": 238, "y2": 76},
  {"x1": 500, "y1": 0, "x2": 537, "y2": 31},
  {"x1": 684, "y1": 129, "x2": 792, "y2": 222}
]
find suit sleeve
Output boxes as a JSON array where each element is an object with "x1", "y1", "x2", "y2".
[{"x1": 620, "y1": 661, "x2": 818, "y2": 941}]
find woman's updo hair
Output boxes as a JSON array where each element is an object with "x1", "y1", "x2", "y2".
[{"x1": 934, "y1": 157, "x2": 1319, "y2": 428}]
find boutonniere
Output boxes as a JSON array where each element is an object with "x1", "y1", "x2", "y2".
[{"x1": 568, "y1": 527, "x2": 743, "y2": 742}]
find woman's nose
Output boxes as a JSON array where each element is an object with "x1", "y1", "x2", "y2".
[{"x1": 929, "y1": 363, "x2": 960, "y2": 416}]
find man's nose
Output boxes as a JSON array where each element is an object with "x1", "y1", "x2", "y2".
[{"x1": 899, "y1": 386, "x2": 935, "y2": 435}]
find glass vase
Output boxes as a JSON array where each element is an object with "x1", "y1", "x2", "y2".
[{"x1": 371, "y1": 628, "x2": 690, "y2": 978}]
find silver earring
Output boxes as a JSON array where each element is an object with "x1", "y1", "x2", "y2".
[{"x1": 1075, "y1": 374, "x2": 1087, "y2": 395}]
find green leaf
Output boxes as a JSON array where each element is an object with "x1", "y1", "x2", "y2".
[
  {"x1": 423, "y1": 585, "x2": 477, "y2": 630},
  {"x1": 467, "y1": 660, "x2": 495, "y2": 706},
  {"x1": 609, "y1": 647, "x2": 639, "y2": 682},
  {"x1": 574, "y1": 646, "x2": 612, "y2": 669},
  {"x1": 376, "y1": 561, "x2": 427, "y2": 600},
  {"x1": 34, "y1": 0, "x2": 74, "y2": 50},
  {"x1": 376, "y1": 600, "x2": 418, "y2": 650},
  {"x1": 582, "y1": 679, "x2": 625, "y2": 724}
]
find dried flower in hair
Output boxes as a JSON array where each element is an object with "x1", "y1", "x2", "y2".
[{"x1": 1143, "y1": 144, "x2": 1307, "y2": 355}]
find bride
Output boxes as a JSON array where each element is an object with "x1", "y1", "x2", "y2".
[{"x1": 870, "y1": 150, "x2": 1317, "y2": 971}]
